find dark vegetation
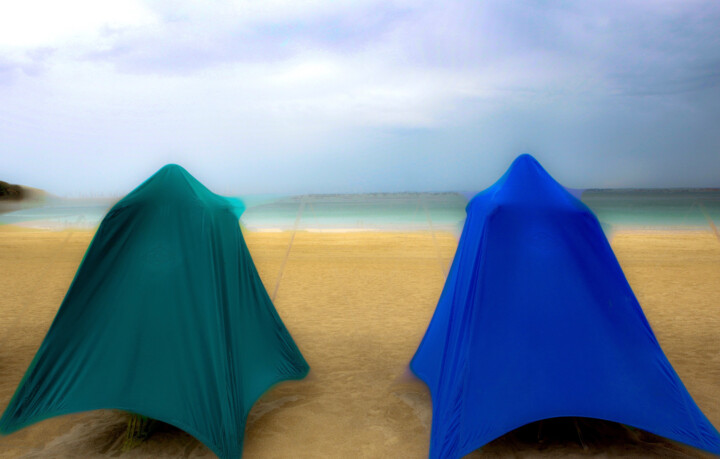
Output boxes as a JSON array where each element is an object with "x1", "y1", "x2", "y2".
[{"x1": 0, "y1": 180, "x2": 25, "y2": 200}]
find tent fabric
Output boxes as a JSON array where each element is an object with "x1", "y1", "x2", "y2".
[
  {"x1": 0, "y1": 164, "x2": 309, "y2": 458},
  {"x1": 410, "y1": 154, "x2": 720, "y2": 458}
]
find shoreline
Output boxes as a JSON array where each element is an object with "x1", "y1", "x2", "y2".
[{"x1": 2, "y1": 222, "x2": 718, "y2": 233}]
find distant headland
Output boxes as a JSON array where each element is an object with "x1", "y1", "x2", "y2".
[{"x1": 0, "y1": 181, "x2": 48, "y2": 214}]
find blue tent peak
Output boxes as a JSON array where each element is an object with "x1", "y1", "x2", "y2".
[
  {"x1": 501, "y1": 153, "x2": 550, "y2": 187},
  {"x1": 469, "y1": 154, "x2": 579, "y2": 211},
  {"x1": 511, "y1": 152, "x2": 540, "y2": 167},
  {"x1": 507, "y1": 155, "x2": 586, "y2": 200}
]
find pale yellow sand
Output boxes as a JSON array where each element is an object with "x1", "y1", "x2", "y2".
[{"x1": 0, "y1": 227, "x2": 718, "y2": 458}]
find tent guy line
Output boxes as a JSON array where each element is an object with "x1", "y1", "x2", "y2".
[
  {"x1": 698, "y1": 202, "x2": 720, "y2": 243},
  {"x1": 271, "y1": 196, "x2": 305, "y2": 302},
  {"x1": 421, "y1": 197, "x2": 449, "y2": 279}
]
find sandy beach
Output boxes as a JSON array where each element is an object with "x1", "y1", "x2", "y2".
[{"x1": 0, "y1": 227, "x2": 718, "y2": 458}]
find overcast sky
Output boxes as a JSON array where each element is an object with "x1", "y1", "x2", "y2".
[{"x1": 1, "y1": 0, "x2": 719, "y2": 196}]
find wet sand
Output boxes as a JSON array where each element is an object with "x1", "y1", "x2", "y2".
[{"x1": 0, "y1": 228, "x2": 718, "y2": 458}]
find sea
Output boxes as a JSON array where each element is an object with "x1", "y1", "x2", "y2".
[{"x1": 1, "y1": 189, "x2": 719, "y2": 238}]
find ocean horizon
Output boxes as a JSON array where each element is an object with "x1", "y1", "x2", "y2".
[{"x1": 1, "y1": 189, "x2": 719, "y2": 236}]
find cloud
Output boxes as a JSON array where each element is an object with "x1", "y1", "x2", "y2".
[
  {"x1": 0, "y1": 0, "x2": 155, "y2": 48},
  {"x1": 80, "y1": 0, "x2": 419, "y2": 73},
  {"x1": 0, "y1": 48, "x2": 55, "y2": 84},
  {"x1": 1, "y1": 0, "x2": 719, "y2": 194}
]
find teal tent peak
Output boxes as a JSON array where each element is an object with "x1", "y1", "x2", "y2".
[
  {"x1": 127, "y1": 163, "x2": 245, "y2": 217},
  {"x1": 0, "y1": 164, "x2": 308, "y2": 458}
]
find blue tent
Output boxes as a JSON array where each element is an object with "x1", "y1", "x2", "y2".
[{"x1": 410, "y1": 154, "x2": 720, "y2": 458}]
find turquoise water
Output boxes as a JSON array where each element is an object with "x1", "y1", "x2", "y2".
[
  {"x1": 240, "y1": 193, "x2": 468, "y2": 233},
  {"x1": 0, "y1": 199, "x2": 115, "y2": 230},
  {"x1": 1, "y1": 190, "x2": 719, "y2": 235},
  {"x1": 581, "y1": 189, "x2": 720, "y2": 230}
]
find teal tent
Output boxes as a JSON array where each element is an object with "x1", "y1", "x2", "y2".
[{"x1": 0, "y1": 165, "x2": 310, "y2": 458}]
